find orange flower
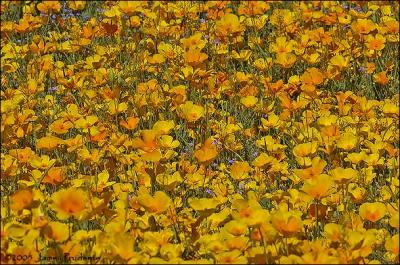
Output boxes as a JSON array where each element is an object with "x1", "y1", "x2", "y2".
[
  {"x1": 385, "y1": 234, "x2": 399, "y2": 256},
  {"x1": 224, "y1": 220, "x2": 248, "y2": 236},
  {"x1": 177, "y1": 101, "x2": 205, "y2": 123},
  {"x1": 36, "y1": 135, "x2": 64, "y2": 150},
  {"x1": 215, "y1": 13, "x2": 244, "y2": 39},
  {"x1": 11, "y1": 189, "x2": 33, "y2": 212},
  {"x1": 51, "y1": 187, "x2": 88, "y2": 220},
  {"x1": 230, "y1": 161, "x2": 251, "y2": 181},
  {"x1": 293, "y1": 156, "x2": 327, "y2": 180},
  {"x1": 44, "y1": 222, "x2": 69, "y2": 242},
  {"x1": 183, "y1": 49, "x2": 208, "y2": 67},
  {"x1": 194, "y1": 138, "x2": 219, "y2": 165},
  {"x1": 337, "y1": 132, "x2": 358, "y2": 151},
  {"x1": 359, "y1": 202, "x2": 386, "y2": 222},
  {"x1": 215, "y1": 250, "x2": 248, "y2": 264},
  {"x1": 302, "y1": 174, "x2": 333, "y2": 200},
  {"x1": 9, "y1": 147, "x2": 35, "y2": 163},
  {"x1": 271, "y1": 209, "x2": 303, "y2": 237},
  {"x1": 330, "y1": 167, "x2": 358, "y2": 184},
  {"x1": 137, "y1": 191, "x2": 171, "y2": 214},
  {"x1": 275, "y1": 52, "x2": 297, "y2": 69},
  {"x1": 120, "y1": 116, "x2": 140, "y2": 130},
  {"x1": 240, "y1": 96, "x2": 258, "y2": 108},
  {"x1": 49, "y1": 119, "x2": 73, "y2": 134},
  {"x1": 231, "y1": 198, "x2": 269, "y2": 226},
  {"x1": 293, "y1": 142, "x2": 318, "y2": 157},
  {"x1": 67, "y1": 1, "x2": 86, "y2": 11},
  {"x1": 188, "y1": 197, "x2": 222, "y2": 213},
  {"x1": 131, "y1": 130, "x2": 160, "y2": 152},
  {"x1": 374, "y1": 71, "x2": 389, "y2": 85},
  {"x1": 365, "y1": 34, "x2": 386, "y2": 51},
  {"x1": 37, "y1": 1, "x2": 61, "y2": 14},
  {"x1": 43, "y1": 166, "x2": 66, "y2": 185},
  {"x1": 351, "y1": 18, "x2": 376, "y2": 34}
]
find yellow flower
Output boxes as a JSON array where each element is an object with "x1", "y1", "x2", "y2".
[
  {"x1": 188, "y1": 197, "x2": 222, "y2": 213},
  {"x1": 240, "y1": 95, "x2": 258, "y2": 108},
  {"x1": 359, "y1": 202, "x2": 386, "y2": 222},
  {"x1": 351, "y1": 18, "x2": 376, "y2": 34},
  {"x1": 215, "y1": 13, "x2": 244, "y2": 38},
  {"x1": 11, "y1": 189, "x2": 33, "y2": 212},
  {"x1": 137, "y1": 191, "x2": 171, "y2": 214},
  {"x1": 215, "y1": 250, "x2": 248, "y2": 264},
  {"x1": 177, "y1": 101, "x2": 205, "y2": 123},
  {"x1": 230, "y1": 161, "x2": 251, "y2": 181},
  {"x1": 365, "y1": 34, "x2": 386, "y2": 51},
  {"x1": 269, "y1": 36, "x2": 295, "y2": 54},
  {"x1": 44, "y1": 222, "x2": 69, "y2": 242},
  {"x1": 194, "y1": 137, "x2": 219, "y2": 165},
  {"x1": 156, "y1": 171, "x2": 183, "y2": 191},
  {"x1": 51, "y1": 187, "x2": 88, "y2": 220},
  {"x1": 293, "y1": 142, "x2": 318, "y2": 157},
  {"x1": 302, "y1": 174, "x2": 333, "y2": 200},
  {"x1": 337, "y1": 132, "x2": 358, "y2": 151},
  {"x1": 271, "y1": 209, "x2": 302, "y2": 237},
  {"x1": 183, "y1": 49, "x2": 208, "y2": 67},
  {"x1": 330, "y1": 167, "x2": 358, "y2": 184},
  {"x1": 293, "y1": 156, "x2": 327, "y2": 180},
  {"x1": 385, "y1": 234, "x2": 399, "y2": 255},
  {"x1": 120, "y1": 116, "x2": 140, "y2": 130}
]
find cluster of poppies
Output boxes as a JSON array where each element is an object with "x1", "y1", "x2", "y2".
[{"x1": 1, "y1": 1, "x2": 399, "y2": 264}]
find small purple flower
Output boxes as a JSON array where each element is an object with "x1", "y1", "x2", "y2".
[
  {"x1": 49, "y1": 86, "x2": 58, "y2": 92},
  {"x1": 214, "y1": 39, "x2": 220, "y2": 45},
  {"x1": 314, "y1": 6, "x2": 320, "y2": 11},
  {"x1": 324, "y1": 9, "x2": 330, "y2": 14},
  {"x1": 358, "y1": 66, "x2": 366, "y2": 73},
  {"x1": 204, "y1": 34, "x2": 209, "y2": 39},
  {"x1": 205, "y1": 188, "x2": 215, "y2": 196},
  {"x1": 263, "y1": 114, "x2": 269, "y2": 119},
  {"x1": 228, "y1": 158, "x2": 236, "y2": 165},
  {"x1": 200, "y1": 18, "x2": 206, "y2": 23},
  {"x1": 127, "y1": 193, "x2": 134, "y2": 202},
  {"x1": 253, "y1": 151, "x2": 259, "y2": 158},
  {"x1": 343, "y1": 3, "x2": 349, "y2": 9},
  {"x1": 239, "y1": 183, "x2": 245, "y2": 190},
  {"x1": 212, "y1": 139, "x2": 219, "y2": 145},
  {"x1": 353, "y1": 6, "x2": 363, "y2": 12},
  {"x1": 344, "y1": 24, "x2": 350, "y2": 30}
]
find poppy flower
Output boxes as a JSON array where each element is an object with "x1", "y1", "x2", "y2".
[
  {"x1": 271, "y1": 209, "x2": 303, "y2": 237},
  {"x1": 194, "y1": 138, "x2": 219, "y2": 165},
  {"x1": 214, "y1": 249, "x2": 248, "y2": 264},
  {"x1": 36, "y1": 135, "x2": 64, "y2": 150},
  {"x1": 51, "y1": 187, "x2": 88, "y2": 220},
  {"x1": 230, "y1": 161, "x2": 251, "y2": 181},
  {"x1": 10, "y1": 189, "x2": 33, "y2": 212},
  {"x1": 44, "y1": 222, "x2": 69, "y2": 242},
  {"x1": 177, "y1": 101, "x2": 205, "y2": 123},
  {"x1": 337, "y1": 132, "x2": 358, "y2": 151},
  {"x1": 302, "y1": 174, "x2": 334, "y2": 199},
  {"x1": 120, "y1": 116, "x2": 140, "y2": 130},
  {"x1": 359, "y1": 202, "x2": 386, "y2": 222},
  {"x1": 137, "y1": 191, "x2": 171, "y2": 214},
  {"x1": 366, "y1": 34, "x2": 386, "y2": 51},
  {"x1": 374, "y1": 71, "x2": 389, "y2": 85},
  {"x1": 330, "y1": 167, "x2": 358, "y2": 184},
  {"x1": 215, "y1": 13, "x2": 244, "y2": 39},
  {"x1": 351, "y1": 18, "x2": 376, "y2": 34}
]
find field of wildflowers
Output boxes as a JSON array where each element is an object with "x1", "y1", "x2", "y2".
[{"x1": 1, "y1": 1, "x2": 399, "y2": 264}]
